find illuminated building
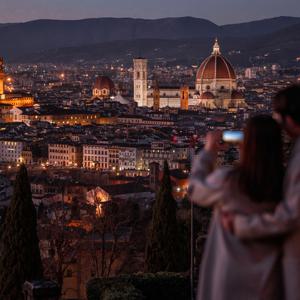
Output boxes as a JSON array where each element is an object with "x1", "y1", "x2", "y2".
[
  {"x1": 83, "y1": 144, "x2": 109, "y2": 169},
  {"x1": 133, "y1": 39, "x2": 246, "y2": 109},
  {"x1": 0, "y1": 57, "x2": 34, "y2": 107},
  {"x1": 180, "y1": 85, "x2": 189, "y2": 110},
  {"x1": 107, "y1": 144, "x2": 139, "y2": 172},
  {"x1": 117, "y1": 115, "x2": 174, "y2": 127},
  {"x1": 152, "y1": 80, "x2": 160, "y2": 111},
  {"x1": 133, "y1": 58, "x2": 148, "y2": 107},
  {"x1": 8, "y1": 107, "x2": 117, "y2": 125},
  {"x1": 48, "y1": 142, "x2": 82, "y2": 167},
  {"x1": 140, "y1": 142, "x2": 192, "y2": 170},
  {"x1": 21, "y1": 148, "x2": 33, "y2": 165},
  {"x1": 196, "y1": 39, "x2": 246, "y2": 109},
  {"x1": 0, "y1": 139, "x2": 24, "y2": 163}
]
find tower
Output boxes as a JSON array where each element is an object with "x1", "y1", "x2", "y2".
[
  {"x1": 133, "y1": 58, "x2": 148, "y2": 107},
  {"x1": 153, "y1": 79, "x2": 160, "y2": 111},
  {"x1": 180, "y1": 85, "x2": 189, "y2": 110},
  {"x1": 0, "y1": 58, "x2": 5, "y2": 95}
]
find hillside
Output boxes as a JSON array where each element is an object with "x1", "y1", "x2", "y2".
[{"x1": 1, "y1": 16, "x2": 300, "y2": 65}]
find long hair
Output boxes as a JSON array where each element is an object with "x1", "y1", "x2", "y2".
[{"x1": 236, "y1": 115, "x2": 284, "y2": 203}]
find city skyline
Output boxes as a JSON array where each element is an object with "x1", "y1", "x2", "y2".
[
  {"x1": 0, "y1": 2, "x2": 299, "y2": 296},
  {"x1": 1, "y1": 0, "x2": 300, "y2": 24}
]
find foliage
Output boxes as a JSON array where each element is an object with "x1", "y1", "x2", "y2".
[
  {"x1": 40, "y1": 202, "x2": 82, "y2": 296},
  {"x1": 86, "y1": 272, "x2": 190, "y2": 300},
  {"x1": 89, "y1": 200, "x2": 133, "y2": 278},
  {"x1": 145, "y1": 161, "x2": 184, "y2": 272},
  {"x1": 0, "y1": 165, "x2": 43, "y2": 300},
  {"x1": 102, "y1": 282, "x2": 144, "y2": 300}
]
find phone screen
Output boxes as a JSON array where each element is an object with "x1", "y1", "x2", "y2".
[{"x1": 222, "y1": 131, "x2": 244, "y2": 143}]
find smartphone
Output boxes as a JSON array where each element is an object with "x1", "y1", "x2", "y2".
[{"x1": 222, "y1": 131, "x2": 244, "y2": 143}]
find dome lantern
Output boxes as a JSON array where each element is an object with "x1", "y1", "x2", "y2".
[{"x1": 212, "y1": 38, "x2": 221, "y2": 55}]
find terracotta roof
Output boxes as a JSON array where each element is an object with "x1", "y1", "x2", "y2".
[
  {"x1": 196, "y1": 54, "x2": 236, "y2": 81},
  {"x1": 93, "y1": 76, "x2": 115, "y2": 90}
]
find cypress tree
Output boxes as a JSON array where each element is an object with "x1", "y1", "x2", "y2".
[
  {"x1": 0, "y1": 164, "x2": 43, "y2": 299},
  {"x1": 145, "y1": 160, "x2": 183, "y2": 272}
]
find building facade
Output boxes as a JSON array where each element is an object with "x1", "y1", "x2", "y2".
[
  {"x1": 48, "y1": 143, "x2": 82, "y2": 167},
  {"x1": 0, "y1": 140, "x2": 23, "y2": 163},
  {"x1": 118, "y1": 146, "x2": 137, "y2": 171},
  {"x1": 83, "y1": 144, "x2": 109, "y2": 169}
]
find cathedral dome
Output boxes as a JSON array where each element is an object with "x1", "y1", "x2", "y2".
[
  {"x1": 196, "y1": 39, "x2": 236, "y2": 81},
  {"x1": 93, "y1": 76, "x2": 115, "y2": 91}
]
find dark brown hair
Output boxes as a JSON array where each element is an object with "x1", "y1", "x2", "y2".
[
  {"x1": 273, "y1": 84, "x2": 300, "y2": 125},
  {"x1": 237, "y1": 115, "x2": 284, "y2": 203}
]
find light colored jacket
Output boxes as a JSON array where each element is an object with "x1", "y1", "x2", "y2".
[
  {"x1": 234, "y1": 137, "x2": 300, "y2": 300},
  {"x1": 189, "y1": 149, "x2": 282, "y2": 300}
]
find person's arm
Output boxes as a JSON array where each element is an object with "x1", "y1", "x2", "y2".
[
  {"x1": 188, "y1": 131, "x2": 229, "y2": 207},
  {"x1": 234, "y1": 160, "x2": 300, "y2": 239}
]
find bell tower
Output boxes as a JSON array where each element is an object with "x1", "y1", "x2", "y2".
[
  {"x1": 153, "y1": 79, "x2": 160, "y2": 111},
  {"x1": 133, "y1": 58, "x2": 148, "y2": 107},
  {"x1": 0, "y1": 57, "x2": 5, "y2": 95},
  {"x1": 180, "y1": 85, "x2": 189, "y2": 110}
]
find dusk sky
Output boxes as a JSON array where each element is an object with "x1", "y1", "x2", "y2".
[{"x1": 1, "y1": 0, "x2": 300, "y2": 24}]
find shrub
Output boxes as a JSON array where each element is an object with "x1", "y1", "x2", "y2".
[
  {"x1": 102, "y1": 282, "x2": 144, "y2": 300},
  {"x1": 86, "y1": 273, "x2": 190, "y2": 300}
]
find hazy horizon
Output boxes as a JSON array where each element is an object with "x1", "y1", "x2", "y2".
[
  {"x1": 1, "y1": 0, "x2": 300, "y2": 25},
  {"x1": 1, "y1": 15, "x2": 300, "y2": 26}
]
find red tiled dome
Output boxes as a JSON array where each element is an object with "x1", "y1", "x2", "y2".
[
  {"x1": 197, "y1": 55, "x2": 236, "y2": 80},
  {"x1": 93, "y1": 76, "x2": 115, "y2": 91},
  {"x1": 196, "y1": 39, "x2": 236, "y2": 81}
]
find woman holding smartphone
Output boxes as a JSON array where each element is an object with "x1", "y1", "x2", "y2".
[{"x1": 189, "y1": 115, "x2": 284, "y2": 300}]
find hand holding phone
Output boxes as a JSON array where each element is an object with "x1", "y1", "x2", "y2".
[{"x1": 204, "y1": 131, "x2": 223, "y2": 153}]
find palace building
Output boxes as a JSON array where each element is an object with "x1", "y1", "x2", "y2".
[
  {"x1": 0, "y1": 57, "x2": 35, "y2": 107},
  {"x1": 133, "y1": 39, "x2": 246, "y2": 110}
]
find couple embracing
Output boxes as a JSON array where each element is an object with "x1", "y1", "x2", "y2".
[{"x1": 189, "y1": 85, "x2": 300, "y2": 300}]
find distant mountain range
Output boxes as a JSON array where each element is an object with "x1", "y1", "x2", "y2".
[{"x1": 1, "y1": 16, "x2": 300, "y2": 66}]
